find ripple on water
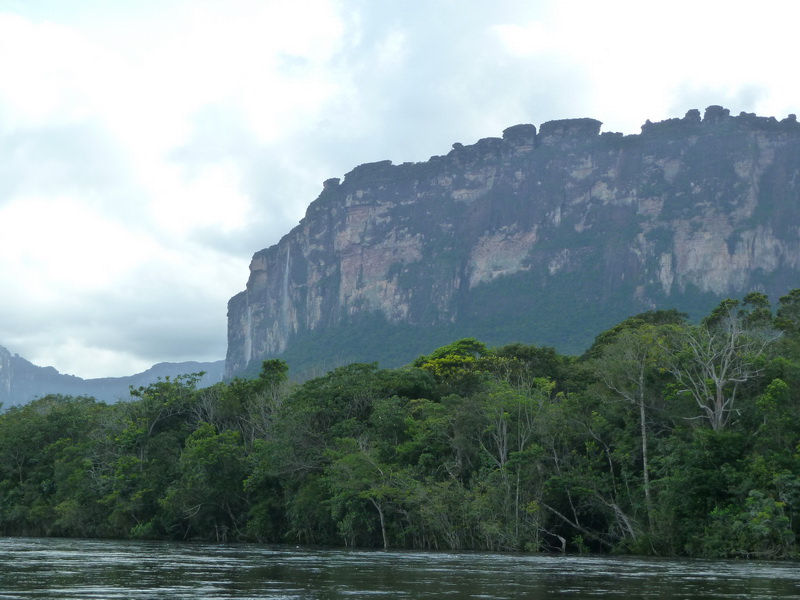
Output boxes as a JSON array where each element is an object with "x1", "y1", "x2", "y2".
[{"x1": 1, "y1": 539, "x2": 800, "y2": 599}]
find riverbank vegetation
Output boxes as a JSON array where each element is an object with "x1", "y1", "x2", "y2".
[{"x1": 2, "y1": 291, "x2": 800, "y2": 558}]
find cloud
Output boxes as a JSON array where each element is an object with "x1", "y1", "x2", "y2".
[
  {"x1": 1, "y1": 0, "x2": 799, "y2": 378},
  {"x1": 0, "y1": 121, "x2": 132, "y2": 207}
]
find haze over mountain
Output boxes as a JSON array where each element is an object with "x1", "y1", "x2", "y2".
[
  {"x1": 227, "y1": 106, "x2": 800, "y2": 378},
  {"x1": 0, "y1": 344, "x2": 223, "y2": 408}
]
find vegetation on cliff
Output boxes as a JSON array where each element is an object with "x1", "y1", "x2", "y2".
[
  {"x1": 227, "y1": 108, "x2": 800, "y2": 380},
  {"x1": 2, "y1": 291, "x2": 800, "y2": 558}
]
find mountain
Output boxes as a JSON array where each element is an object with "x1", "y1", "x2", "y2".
[
  {"x1": 0, "y1": 344, "x2": 224, "y2": 408},
  {"x1": 226, "y1": 105, "x2": 800, "y2": 378}
]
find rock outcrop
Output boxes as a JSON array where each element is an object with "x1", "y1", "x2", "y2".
[{"x1": 227, "y1": 106, "x2": 800, "y2": 377}]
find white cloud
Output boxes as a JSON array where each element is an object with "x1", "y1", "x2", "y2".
[
  {"x1": 0, "y1": 0, "x2": 798, "y2": 378},
  {"x1": 0, "y1": 195, "x2": 157, "y2": 291},
  {"x1": 491, "y1": 0, "x2": 800, "y2": 133}
]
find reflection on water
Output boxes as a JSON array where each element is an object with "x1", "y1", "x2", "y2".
[{"x1": 0, "y1": 537, "x2": 799, "y2": 599}]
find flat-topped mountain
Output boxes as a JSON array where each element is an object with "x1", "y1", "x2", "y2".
[{"x1": 227, "y1": 106, "x2": 800, "y2": 378}]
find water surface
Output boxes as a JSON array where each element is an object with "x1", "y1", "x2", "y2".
[{"x1": 1, "y1": 537, "x2": 798, "y2": 599}]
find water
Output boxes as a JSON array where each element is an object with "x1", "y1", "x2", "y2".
[{"x1": 1, "y1": 537, "x2": 799, "y2": 599}]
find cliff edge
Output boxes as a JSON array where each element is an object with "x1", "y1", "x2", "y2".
[{"x1": 227, "y1": 106, "x2": 800, "y2": 377}]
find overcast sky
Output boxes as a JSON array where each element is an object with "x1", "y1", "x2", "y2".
[{"x1": 1, "y1": 0, "x2": 798, "y2": 378}]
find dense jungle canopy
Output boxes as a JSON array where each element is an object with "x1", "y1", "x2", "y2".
[{"x1": 3, "y1": 290, "x2": 800, "y2": 558}]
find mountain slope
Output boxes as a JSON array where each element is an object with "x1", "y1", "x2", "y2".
[
  {"x1": 0, "y1": 345, "x2": 223, "y2": 408},
  {"x1": 227, "y1": 106, "x2": 800, "y2": 377}
]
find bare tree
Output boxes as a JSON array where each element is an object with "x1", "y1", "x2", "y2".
[{"x1": 665, "y1": 307, "x2": 779, "y2": 431}]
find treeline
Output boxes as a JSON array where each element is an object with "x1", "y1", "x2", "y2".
[{"x1": 3, "y1": 291, "x2": 800, "y2": 558}]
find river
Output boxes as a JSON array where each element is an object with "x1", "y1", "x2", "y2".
[{"x1": 1, "y1": 537, "x2": 798, "y2": 599}]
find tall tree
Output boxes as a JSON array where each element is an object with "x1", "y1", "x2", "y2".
[
  {"x1": 593, "y1": 325, "x2": 667, "y2": 534},
  {"x1": 665, "y1": 301, "x2": 778, "y2": 431}
]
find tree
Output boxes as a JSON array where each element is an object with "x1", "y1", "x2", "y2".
[
  {"x1": 583, "y1": 310, "x2": 687, "y2": 360},
  {"x1": 245, "y1": 360, "x2": 290, "y2": 441},
  {"x1": 740, "y1": 291, "x2": 773, "y2": 329},
  {"x1": 203, "y1": 359, "x2": 292, "y2": 449},
  {"x1": 325, "y1": 437, "x2": 410, "y2": 549},
  {"x1": 103, "y1": 374, "x2": 202, "y2": 537},
  {"x1": 775, "y1": 288, "x2": 800, "y2": 334},
  {"x1": 665, "y1": 301, "x2": 779, "y2": 431},
  {"x1": 413, "y1": 338, "x2": 491, "y2": 395},
  {"x1": 474, "y1": 378, "x2": 551, "y2": 550},
  {"x1": 160, "y1": 423, "x2": 247, "y2": 541},
  {"x1": 0, "y1": 395, "x2": 106, "y2": 536},
  {"x1": 593, "y1": 325, "x2": 666, "y2": 534}
]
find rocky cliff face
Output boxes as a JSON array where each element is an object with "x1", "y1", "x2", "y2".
[{"x1": 227, "y1": 106, "x2": 800, "y2": 377}]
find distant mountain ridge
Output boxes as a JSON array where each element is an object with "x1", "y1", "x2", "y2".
[
  {"x1": 0, "y1": 344, "x2": 223, "y2": 408},
  {"x1": 227, "y1": 105, "x2": 800, "y2": 378}
]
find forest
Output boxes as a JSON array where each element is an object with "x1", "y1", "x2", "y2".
[{"x1": 2, "y1": 290, "x2": 800, "y2": 559}]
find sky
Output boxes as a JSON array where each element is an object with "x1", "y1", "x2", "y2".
[{"x1": 1, "y1": 0, "x2": 798, "y2": 379}]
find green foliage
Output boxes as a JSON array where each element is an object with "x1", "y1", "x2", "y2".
[
  {"x1": 1, "y1": 291, "x2": 800, "y2": 555},
  {"x1": 582, "y1": 309, "x2": 687, "y2": 360},
  {"x1": 0, "y1": 395, "x2": 108, "y2": 537},
  {"x1": 160, "y1": 423, "x2": 247, "y2": 541},
  {"x1": 775, "y1": 288, "x2": 800, "y2": 334}
]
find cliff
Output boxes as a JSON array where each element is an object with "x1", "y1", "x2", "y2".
[{"x1": 227, "y1": 106, "x2": 800, "y2": 377}]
